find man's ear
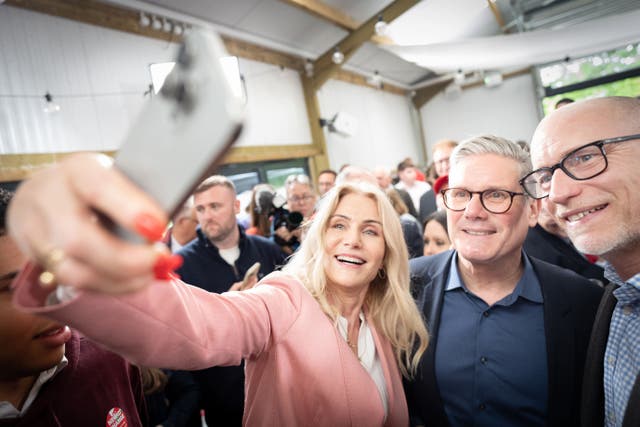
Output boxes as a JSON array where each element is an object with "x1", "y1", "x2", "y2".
[
  {"x1": 234, "y1": 199, "x2": 241, "y2": 215},
  {"x1": 528, "y1": 198, "x2": 540, "y2": 227}
]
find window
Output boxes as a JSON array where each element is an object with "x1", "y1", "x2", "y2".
[{"x1": 537, "y1": 43, "x2": 640, "y2": 115}]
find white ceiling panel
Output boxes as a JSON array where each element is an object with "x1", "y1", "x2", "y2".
[
  {"x1": 322, "y1": 0, "x2": 393, "y2": 23},
  {"x1": 142, "y1": 0, "x2": 263, "y2": 27},
  {"x1": 234, "y1": 1, "x2": 348, "y2": 55}
]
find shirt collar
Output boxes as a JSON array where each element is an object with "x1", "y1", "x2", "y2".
[
  {"x1": 446, "y1": 251, "x2": 543, "y2": 304},
  {"x1": 0, "y1": 355, "x2": 68, "y2": 419},
  {"x1": 604, "y1": 261, "x2": 640, "y2": 304}
]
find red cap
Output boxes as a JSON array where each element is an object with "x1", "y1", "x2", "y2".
[{"x1": 433, "y1": 175, "x2": 449, "y2": 195}]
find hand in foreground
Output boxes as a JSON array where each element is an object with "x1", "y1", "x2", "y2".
[{"x1": 8, "y1": 153, "x2": 175, "y2": 294}]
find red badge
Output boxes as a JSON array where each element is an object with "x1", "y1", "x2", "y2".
[{"x1": 106, "y1": 407, "x2": 128, "y2": 427}]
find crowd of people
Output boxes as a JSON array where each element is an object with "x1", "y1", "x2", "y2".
[{"x1": 2, "y1": 95, "x2": 640, "y2": 427}]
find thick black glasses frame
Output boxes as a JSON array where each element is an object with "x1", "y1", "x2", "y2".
[{"x1": 520, "y1": 133, "x2": 640, "y2": 199}]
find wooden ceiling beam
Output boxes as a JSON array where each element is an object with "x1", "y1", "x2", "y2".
[
  {"x1": 311, "y1": 0, "x2": 418, "y2": 90},
  {"x1": 280, "y1": 0, "x2": 359, "y2": 31}
]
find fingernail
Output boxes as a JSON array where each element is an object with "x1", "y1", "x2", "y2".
[
  {"x1": 134, "y1": 213, "x2": 166, "y2": 241},
  {"x1": 153, "y1": 254, "x2": 183, "y2": 280}
]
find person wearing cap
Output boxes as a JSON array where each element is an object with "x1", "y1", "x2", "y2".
[{"x1": 405, "y1": 135, "x2": 602, "y2": 427}]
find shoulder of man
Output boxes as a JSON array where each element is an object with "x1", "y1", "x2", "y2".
[{"x1": 529, "y1": 256, "x2": 604, "y2": 303}]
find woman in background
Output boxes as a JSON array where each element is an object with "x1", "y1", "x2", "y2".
[{"x1": 422, "y1": 210, "x2": 451, "y2": 256}]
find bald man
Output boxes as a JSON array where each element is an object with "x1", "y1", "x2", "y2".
[{"x1": 525, "y1": 97, "x2": 640, "y2": 427}]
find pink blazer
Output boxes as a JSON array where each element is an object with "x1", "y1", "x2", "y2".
[{"x1": 13, "y1": 267, "x2": 409, "y2": 427}]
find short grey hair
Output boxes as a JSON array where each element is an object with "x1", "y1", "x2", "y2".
[
  {"x1": 284, "y1": 174, "x2": 313, "y2": 190},
  {"x1": 450, "y1": 135, "x2": 532, "y2": 178}
]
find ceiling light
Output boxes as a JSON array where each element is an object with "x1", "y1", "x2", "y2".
[
  {"x1": 374, "y1": 15, "x2": 388, "y2": 36},
  {"x1": 304, "y1": 59, "x2": 314, "y2": 77},
  {"x1": 367, "y1": 70, "x2": 383, "y2": 89},
  {"x1": 453, "y1": 69, "x2": 465, "y2": 85},
  {"x1": 151, "y1": 15, "x2": 162, "y2": 31},
  {"x1": 173, "y1": 23, "x2": 184, "y2": 36},
  {"x1": 43, "y1": 92, "x2": 61, "y2": 114},
  {"x1": 331, "y1": 48, "x2": 344, "y2": 65},
  {"x1": 483, "y1": 71, "x2": 503, "y2": 88},
  {"x1": 139, "y1": 12, "x2": 150, "y2": 27},
  {"x1": 162, "y1": 18, "x2": 172, "y2": 33}
]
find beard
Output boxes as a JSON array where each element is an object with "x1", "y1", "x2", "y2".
[
  {"x1": 201, "y1": 221, "x2": 236, "y2": 244},
  {"x1": 570, "y1": 221, "x2": 640, "y2": 257}
]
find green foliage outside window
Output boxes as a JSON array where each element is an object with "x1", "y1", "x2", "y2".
[{"x1": 539, "y1": 43, "x2": 640, "y2": 115}]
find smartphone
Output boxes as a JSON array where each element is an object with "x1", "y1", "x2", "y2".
[
  {"x1": 241, "y1": 262, "x2": 261, "y2": 290},
  {"x1": 113, "y1": 29, "x2": 243, "y2": 241}
]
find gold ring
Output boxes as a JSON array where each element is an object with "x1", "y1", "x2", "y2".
[{"x1": 38, "y1": 248, "x2": 66, "y2": 288}]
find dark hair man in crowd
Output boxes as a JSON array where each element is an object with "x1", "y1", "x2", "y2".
[
  {"x1": 176, "y1": 175, "x2": 285, "y2": 426},
  {"x1": 0, "y1": 188, "x2": 146, "y2": 426},
  {"x1": 405, "y1": 135, "x2": 603, "y2": 427},
  {"x1": 316, "y1": 169, "x2": 337, "y2": 196},
  {"x1": 525, "y1": 96, "x2": 640, "y2": 427}
]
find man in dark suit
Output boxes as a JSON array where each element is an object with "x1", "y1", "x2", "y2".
[
  {"x1": 419, "y1": 139, "x2": 457, "y2": 223},
  {"x1": 527, "y1": 97, "x2": 640, "y2": 427},
  {"x1": 405, "y1": 135, "x2": 603, "y2": 427}
]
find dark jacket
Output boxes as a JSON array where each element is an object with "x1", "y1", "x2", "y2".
[
  {"x1": 405, "y1": 251, "x2": 604, "y2": 427},
  {"x1": 418, "y1": 189, "x2": 437, "y2": 225},
  {"x1": 0, "y1": 331, "x2": 146, "y2": 427},
  {"x1": 176, "y1": 225, "x2": 286, "y2": 426},
  {"x1": 177, "y1": 225, "x2": 286, "y2": 293},
  {"x1": 524, "y1": 224, "x2": 605, "y2": 284},
  {"x1": 582, "y1": 283, "x2": 640, "y2": 427}
]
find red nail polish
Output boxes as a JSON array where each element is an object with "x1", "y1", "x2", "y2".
[
  {"x1": 134, "y1": 213, "x2": 166, "y2": 242},
  {"x1": 153, "y1": 254, "x2": 183, "y2": 280}
]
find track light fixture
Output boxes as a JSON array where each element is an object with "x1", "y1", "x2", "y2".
[
  {"x1": 43, "y1": 92, "x2": 61, "y2": 114},
  {"x1": 139, "y1": 12, "x2": 150, "y2": 27},
  {"x1": 151, "y1": 15, "x2": 162, "y2": 31},
  {"x1": 304, "y1": 59, "x2": 314, "y2": 77},
  {"x1": 331, "y1": 48, "x2": 344, "y2": 65},
  {"x1": 374, "y1": 15, "x2": 388, "y2": 36}
]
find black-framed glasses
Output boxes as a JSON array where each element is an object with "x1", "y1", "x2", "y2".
[
  {"x1": 520, "y1": 133, "x2": 640, "y2": 199},
  {"x1": 441, "y1": 188, "x2": 526, "y2": 214}
]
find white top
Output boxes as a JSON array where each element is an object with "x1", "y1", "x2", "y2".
[
  {"x1": 218, "y1": 246, "x2": 240, "y2": 266},
  {"x1": 336, "y1": 311, "x2": 389, "y2": 418}
]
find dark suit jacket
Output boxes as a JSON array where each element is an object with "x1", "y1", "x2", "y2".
[
  {"x1": 418, "y1": 189, "x2": 437, "y2": 225},
  {"x1": 405, "y1": 251, "x2": 604, "y2": 427},
  {"x1": 582, "y1": 283, "x2": 640, "y2": 427},
  {"x1": 524, "y1": 224, "x2": 605, "y2": 284}
]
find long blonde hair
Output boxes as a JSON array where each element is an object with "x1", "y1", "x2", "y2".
[{"x1": 282, "y1": 182, "x2": 429, "y2": 378}]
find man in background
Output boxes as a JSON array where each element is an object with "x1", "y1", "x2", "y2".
[
  {"x1": 316, "y1": 169, "x2": 337, "y2": 196},
  {"x1": 420, "y1": 140, "x2": 458, "y2": 223},
  {"x1": 176, "y1": 175, "x2": 285, "y2": 426},
  {"x1": 164, "y1": 197, "x2": 198, "y2": 253},
  {"x1": 395, "y1": 158, "x2": 430, "y2": 217},
  {"x1": 373, "y1": 166, "x2": 419, "y2": 218}
]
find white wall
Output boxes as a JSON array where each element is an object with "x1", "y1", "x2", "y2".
[
  {"x1": 236, "y1": 58, "x2": 312, "y2": 147},
  {"x1": 317, "y1": 79, "x2": 424, "y2": 171},
  {"x1": 0, "y1": 7, "x2": 177, "y2": 154},
  {"x1": 0, "y1": 7, "x2": 314, "y2": 155},
  {"x1": 420, "y1": 74, "x2": 541, "y2": 155}
]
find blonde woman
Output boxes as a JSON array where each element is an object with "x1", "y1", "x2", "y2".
[{"x1": 9, "y1": 154, "x2": 428, "y2": 426}]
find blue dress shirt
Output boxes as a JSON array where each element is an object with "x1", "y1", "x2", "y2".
[
  {"x1": 435, "y1": 253, "x2": 548, "y2": 427},
  {"x1": 603, "y1": 264, "x2": 640, "y2": 427}
]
